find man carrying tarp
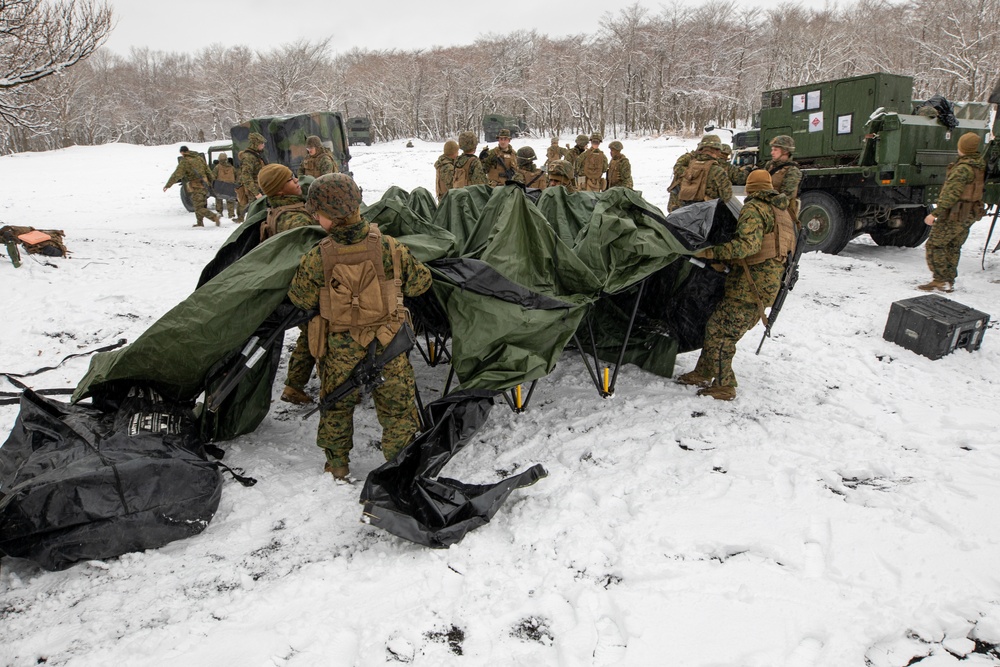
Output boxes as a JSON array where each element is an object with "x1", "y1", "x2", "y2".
[
  {"x1": 257, "y1": 164, "x2": 319, "y2": 406},
  {"x1": 287, "y1": 173, "x2": 432, "y2": 481},
  {"x1": 676, "y1": 169, "x2": 794, "y2": 400}
]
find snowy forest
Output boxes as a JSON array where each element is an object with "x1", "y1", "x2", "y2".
[{"x1": 2, "y1": 0, "x2": 999, "y2": 154}]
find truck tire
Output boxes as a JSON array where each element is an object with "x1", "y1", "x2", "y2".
[
  {"x1": 869, "y1": 208, "x2": 931, "y2": 248},
  {"x1": 180, "y1": 187, "x2": 195, "y2": 213},
  {"x1": 799, "y1": 191, "x2": 852, "y2": 254}
]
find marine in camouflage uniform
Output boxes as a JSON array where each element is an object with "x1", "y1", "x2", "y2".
[
  {"x1": 238, "y1": 132, "x2": 268, "y2": 217},
  {"x1": 758, "y1": 135, "x2": 802, "y2": 222},
  {"x1": 607, "y1": 140, "x2": 632, "y2": 189},
  {"x1": 677, "y1": 170, "x2": 790, "y2": 400},
  {"x1": 919, "y1": 132, "x2": 988, "y2": 292},
  {"x1": 485, "y1": 128, "x2": 518, "y2": 186},
  {"x1": 454, "y1": 131, "x2": 488, "y2": 188},
  {"x1": 287, "y1": 173, "x2": 432, "y2": 479},
  {"x1": 257, "y1": 164, "x2": 319, "y2": 404},
  {"x1": 545, "y1": 160, "x2": 576, "y2": 193},
  {"x1": 434, "y1": 140, "x2": 459, "y2": 202},
  {"x1": 297, "y1": 135, "x2": 338, "y2": 178},
  {"x1": 163, "y1": 146, "x2": 221, "y2": 227},
  {"x1": 565, "y1": 134, "x2": 588, "y2": 168},
  {"x1": 576, "y1": 133, "x2": 609, "y2": 192},
  {"x1": 213, "y1": 153, "x2": 238, "y2": 219},
  {"x1": 545, "y1": 137, "x2": 567, "y2": 167},
  {"x1": 514, "y1": 146, "x2": 549, "y2": 188},
  {"x1": 667, "y1": 134, "x2": 733, "y2": 212}
]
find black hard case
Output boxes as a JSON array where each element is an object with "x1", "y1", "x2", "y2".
[{"x1": 882, "y1": 294, "x2": 989, "y2": 360}]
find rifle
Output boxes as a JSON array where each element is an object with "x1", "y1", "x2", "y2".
[
  {"x1": 205, "y1": 307, "x2": 315, "y2": 412},
  {"x1": 982, "y1": 204, "x2": 1000, "y2": 270},
  {"x1": 490, "y1": 148, "x2": 516, "y2": 183},
  {"x1": 303, "y1": 323, "x2": 415, "y2": 419},
  {"x1": 756, "y1": 226, "x2": 809, "y2": 355}
]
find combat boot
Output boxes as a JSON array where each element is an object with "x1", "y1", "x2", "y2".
[
  {"x1": 193, "y1": 220, "x2": 204, "y2": 227},
  {"x1": 676, "y1": 370, "x2": 712, "y2": 387},
  {"x1": 697, "y1": 385, "x2": 736, "y2": 401},
  {"x1": 917, "y1": 279, "x2": 953, "y2": 293},
  {"x1": 280, "y1": 385, "x2": 313, "y2": 405},
  {"x1": 323, "y1": 462, "x2": 351, "y2": 481},
  {"x1": 210, "y1": 213, "x2": 221, "y2": 226}
]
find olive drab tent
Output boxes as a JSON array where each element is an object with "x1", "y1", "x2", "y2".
[{"x1": 2, "y1": 184, "x2": 736, "y2": 565}]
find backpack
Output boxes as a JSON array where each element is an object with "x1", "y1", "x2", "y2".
[
  {"x1": 260, "y1": 202, "x2": 310, "y2": 242},
  {"x1": 677, "y1": 159, "x2": 714, "y2": 203}
]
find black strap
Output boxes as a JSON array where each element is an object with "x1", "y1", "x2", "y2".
[
  {"x1": 0, "y1": 338, "x2": 127, "y2": 404},
  {"x1": 1, "y1": 338, "x2": 126, "y2": 381}
]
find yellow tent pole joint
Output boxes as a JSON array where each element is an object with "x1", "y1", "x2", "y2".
[
  {"x1": 429, "y1": 340, "x2": 435, "y2": 364},
  {"x1": 602, "y1": 367, "x2": 610, "y2": 394},
  {"x1": 515, "y1": 384, "x2": 523, "y2": 410}
]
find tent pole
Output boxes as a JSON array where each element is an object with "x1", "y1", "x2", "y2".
[{"x1": 608, "y1": 279, "x2": 647, "y2": 395}]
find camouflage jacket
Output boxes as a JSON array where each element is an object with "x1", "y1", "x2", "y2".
[
  {"x1": 454, "y1": 153, "x2": 488, "y2": 186},
  {"x1": 724, "y1": 161, "x2": 747, "y2": 186},
  {"x1": 712, "y1": 189, "x2": 788, "y2": 306},
  {"x1": 165, "y1": 153, "x2": 214, "y2": 191},
  {"x1": 264, "y1": 194, "x2": 315, "y2": 235},
  {"x1": 933, "y1": 152, "x2": 987, "y2": 221},
  {"x1": 239, "y1": 149, "x2": 267, "y2": 197},
  {"x1": 486, "y1": 146, "x2": 518, "y2": 186},
  {"x1": 566, "y1": 145, "x2": 587, "y2": 165},
  {"x1": 675, "y1": 149, "x2": 733, "y2": 205},
  {"x1": 298, "y1": 150, "x2": 337, "y2": 178},
  {"x1": 761, "y1": 158, "x2": 802, "y2": 200},
  {"x1": 434, "y1": 154, "x2": 457, "y2": 201},
  {"x1": 288, "y1": 221, "x2": 433, "y2": 314},
  {"x1": 607, "y1": 154, "x2": 632, "y2": 189},
  {"x1": 213, "y1": 160, "x2": 236, "y2": 183}
]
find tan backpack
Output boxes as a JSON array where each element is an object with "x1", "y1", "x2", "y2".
[
  {"x1": 259, "y1": 202, "x2": 309, "y2": 242},
  {"x1": 677, "y1": 159, "x2": 714, "y2": 203}
]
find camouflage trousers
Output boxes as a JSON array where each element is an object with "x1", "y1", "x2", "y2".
[
  {"x1": 285, "y1": 324, "x2": 315, "y2": 390},
  {"x1": 316, "y1": 333, "x2": 420, "y2": 468},
  {"x1": 235, "y1": 187, "x2": 248, "y2": 221},
  {"x1": 188, "y1": 186, "x2": 217, "y2": 225},
  {"x1": 925, "y1": 217, "x2": 973, "y2": 283},
  {"x1": 692, "y1": 296, "x2": 761, "y2": 388},
  {"x1": 215, "y1": 196, "x2": 235, "y2": 218}
]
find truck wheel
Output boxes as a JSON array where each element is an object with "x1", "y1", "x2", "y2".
[
  {"x1": 180, "y1": 187, "x2": 195, "y2": 213},
  {"x1": 869, "y1": 208, "x2": 931, "y2": 248},
  {"x1": 799, "y1": 191, "x2": 851, "y2": 254}
]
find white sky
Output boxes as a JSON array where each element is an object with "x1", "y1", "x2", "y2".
[{"x1": 101, "y1": 0, "x2": 686, "y2": 56}]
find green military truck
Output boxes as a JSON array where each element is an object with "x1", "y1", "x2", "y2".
[
  {"x1": 347, "y1": 116, "x2": 374, "y2": 146},
  {"x1": 738, "y1": 73, "x2": 999, "y2": 254},
  {"x1": 179, "y1": 112, "x2": 352, "y2": 212},
  {"x1": 482, "y1": 114, "x2": 528, "y2": 142}
]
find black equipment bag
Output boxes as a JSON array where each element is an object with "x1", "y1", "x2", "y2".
[{"x1": 0, "y1": 389, "x2": 222, "y2": 571}]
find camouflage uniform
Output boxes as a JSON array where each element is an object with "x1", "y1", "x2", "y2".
[
  {"x1": 924, "y1": 150, "x2": 987, "y2": 285},
  {"x1": 668, "y1": 148, "x2": 733, "y2": 212},
  {"x1": 667, "y1": 151, "x2": 695, "y2": 211},
  {"x1": 545, "y1": 139, "x2": 565, "y2": 167},
  {"x1": 287, "y1": 174, "x2": 433, "y2": 471},
  {"x1": 720, "y1": 146, "x2": 747, "y2": 186},
  {"x1": 760, "y1": 157, "x2": 802, "y2": 219},
  {"x1": 164, "y1": 149, "x2": 220, "y2": 226},
  {"x1": 298, "y1": 136, "x2": 338, "y2": 178},
  {"x1": 576, "y1": 147, "x2": 609, "y2": 192},
  {"x1": 545, "y1": 160, "x2": 577, "y2": 193},
  {"x1": 486, "y1": 145, "x2": 518, "y2": 186},
  {"x1": 607, "y1": 142, "x2": 633, "y2": 189},
  {"x1": 434, "y1": 153, "x2": 457, "y2": 202},
  {"x1": 454, "y1": 131, "x2": 488, "y2": 187},
  {"x1": 213, "y1": 155, "x2": 237, "y2": 219},
  {"x1": 514, "y1": 147, "x2": 548, "y2": 188},
  {"x1": 566, "y1": 135, "x2": 588, "y2": 166},
  {"x1": 690, "y1": 189, "x2": 788, "y2": 390},
  {"x1": 238, "y1": 140, "x2": 267, "y2": 202}
]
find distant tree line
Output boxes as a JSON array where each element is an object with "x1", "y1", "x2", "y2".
[{"x1": 2, "y1": 0, "x2": 998, "y2": 155}]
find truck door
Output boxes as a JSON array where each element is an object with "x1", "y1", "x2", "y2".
[{"x1": 833, "y1": 77, "x2": 875, "y2": 154}]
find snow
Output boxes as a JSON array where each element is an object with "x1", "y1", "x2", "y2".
[{"x1": 2, "y1": 137, "x2": 1000, "y2": 666}]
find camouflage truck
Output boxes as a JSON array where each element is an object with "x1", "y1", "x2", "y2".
[
  {"x1": 347, "y1": 116, "x2": 374, "y2": 146},
  {"x1": 482, "y1": 114, "x2": 528, "y2": 142},
  {"x1": 740, "y1": 73, "x2": 999, "y2": 254},
  {"x1": 180, "y1": 112, "x2": 352, "y2": 213}
]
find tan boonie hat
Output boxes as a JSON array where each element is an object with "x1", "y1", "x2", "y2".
[
  {"x1": 258, "y1": 164, "x2": 293, "y2": 197},
  {"x1": 745, "y1": 169, "x2": 773, "y2": 193},
  {"x1": 307, "y1": 173, "x2": 363, "y2": 222}
]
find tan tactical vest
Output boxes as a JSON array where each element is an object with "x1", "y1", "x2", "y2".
[
  {"x1": 942, "y1": 162, "x2": 987, "y2": 222},
  {"x1": 744, "y1": 204, "x2": 797, "y2": 266},
  {"x1": 678, "y1": 159, "x2": 715, "y2": 203},
  {"x1": 519, "y1": 168, "x2": 548, "y2": 189},
  {"x1": 488, "y1": 149, "x2": 517, "y2": 186},
  {"x1": 316, "y1": 226, "x2": 408, "y2": 347},
  {"x1": 215, "y1": 161, "x2": 236, "y2": 183},
  {"x1": 260, "y1": 202, "x2": 310, "y2": 242},
  {"x1": 608, "y1": 157, "x2": 623, "y2": 187},
  {"x1": 436, "y1": 160, "x2": 454, "y2": 201},
  {"x1": 452, "y1": 156, "x2": 472, "y2": 189}
]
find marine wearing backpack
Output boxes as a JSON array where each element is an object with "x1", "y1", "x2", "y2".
[{"x1": 576, "y1": 133, "x2": 609, "y2": 192}]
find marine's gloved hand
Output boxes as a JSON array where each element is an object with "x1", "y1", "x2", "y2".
[{"x1": 694, "y1": 247, "x2": 715, "y2": 260}]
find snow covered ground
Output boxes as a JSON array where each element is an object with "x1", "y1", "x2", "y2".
[{"x1": 1, "y1": 137, "x2": 1000, "y2": 667}]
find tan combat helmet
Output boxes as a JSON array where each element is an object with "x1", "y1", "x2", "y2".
[
  {"x1": 307, "y1": 173, "x2": 363, "y2": 224},
  {"x1": 516, "y1": 146, "x2": 536, "y2": 165},
  {"x1": 608, "y1": 141, "x2": 623, "y2": 152},
  {"x1": 590, "y1": 132, "x2": 603, "y2": 144},
  {"x1": 769, "y1": 135, "x2": 795, "y2": 154},
  {"x1": 575, "y1": 134, "x2": 588, "y2": 148},
  {"x1": 698, "y1": 134, "x2": 723, "y2": 151},
  {"x1": 459, "y1": 131, "x2": 478, "y2": 153}
]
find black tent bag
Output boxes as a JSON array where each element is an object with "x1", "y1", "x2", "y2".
[
  {"x1": 361, "y1": 390, "x2": 547, "y2": 548},
  {"x1": 0, "y1": 390, "x2": 222, "y2": 571}
]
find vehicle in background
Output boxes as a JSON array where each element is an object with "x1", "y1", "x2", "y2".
[
  {"x1": 482, "y1": 114, "x2": 528, "y2": 142},
  {"x1": 347, "y1": 117, "x2": 374, "y2": 146}
]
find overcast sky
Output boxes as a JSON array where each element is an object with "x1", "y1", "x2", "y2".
[{"x1": 101, "y1": 0, "x2": 685, "y2": 56}]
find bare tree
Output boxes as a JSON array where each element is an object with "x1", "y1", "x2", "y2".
[{"x1": 0, "y1": 0, "x2": 114, "y2": 138}]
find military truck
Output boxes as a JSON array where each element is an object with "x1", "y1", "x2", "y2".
[
  {"x1": 737, "y1": 73, "x2": 999, "y2": 254},
  {"x1": 482, "y1": 114, "x2": 528, "y2": 142},
  {"x1": 179, "y1": 112, "x2": 352, "y2": 213},
  {"x1": 347, "y1": 117, "x2": 374, "y2": 146}
]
